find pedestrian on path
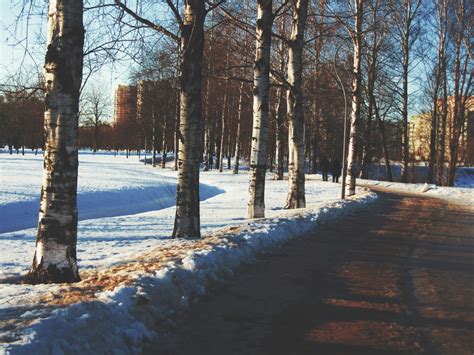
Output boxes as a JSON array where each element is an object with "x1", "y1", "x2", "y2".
[
  {"x1": 331, "y1": 158, "x2": 342, "y2": 183},
  {"x1": 320, "y1": 156, "x2": 330, "y2": 181}
]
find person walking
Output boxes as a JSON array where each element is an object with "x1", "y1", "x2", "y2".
[{"x1": 331, "y1": 158, "x2": 342, "y2": 183}]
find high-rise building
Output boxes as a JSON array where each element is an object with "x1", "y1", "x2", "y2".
[{"x1": 113, "y1": 85, "x2": 137, "y2": 125}]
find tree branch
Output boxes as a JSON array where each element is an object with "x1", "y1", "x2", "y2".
[{"x1": 114, "y1": 0, "x2": 179, "y2": 42}]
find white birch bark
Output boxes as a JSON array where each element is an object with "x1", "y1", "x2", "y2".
[
  {"x1": 285, "y1": 0, "x2": 309, "y2": 209},
  {"x1": 274, "y1": 86, "x2": 286, "y2": 180},
  {"x1": 219, "y1": 78, "x2": 228, "y2": 173},
  {"x1": 161, "y1": 109, "x2": 168, "y2": 169},
  {"x1": 172, "y1": 0, "x2": 205, "y2": 238},
  {"x1": 233, "y1": 82, "x2": 244, "y2": 174},
  {"x1": 247, "y1": 0, "x2": 273, "y2": 219},
  {"x1": 28, "y1": 0, "x2": 84, "y2": 283},
  {"x1": 346, "y1": 0, "x2": 363, "y2": 196},
  {"x1": 203, "y1": 21, "x2": 215, "y2": 172},
  {"x1": 428, "y1": 8, "x2": 446, "y2": 183}
]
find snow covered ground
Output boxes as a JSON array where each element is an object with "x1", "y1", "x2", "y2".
[{"x1": 0, "y1": 151, "x2": 471, "y2": 353}]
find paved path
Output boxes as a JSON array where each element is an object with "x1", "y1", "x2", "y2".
[{"x1": 155, "y1": 192, "x2": 474, "y2": 355}]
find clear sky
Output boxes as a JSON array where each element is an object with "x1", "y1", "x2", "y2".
[{"x1": 0, "y1": 1, "x2": 44, "y2": 81}]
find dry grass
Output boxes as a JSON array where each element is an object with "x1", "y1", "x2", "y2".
[{"x1": 39, "y1": 225, "x2": 245, "y2": 307}]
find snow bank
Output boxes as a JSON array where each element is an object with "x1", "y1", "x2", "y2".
[
  {"x1": 1, "y1": 190, "x2": 376, "y2": 354},
  {"x1": 359, "y1": 179, "x2": 473, "y2": 205}
]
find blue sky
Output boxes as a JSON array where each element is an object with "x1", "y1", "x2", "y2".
[{"x1": 0, "y1": 1, "x2": 43, "y2": 80}]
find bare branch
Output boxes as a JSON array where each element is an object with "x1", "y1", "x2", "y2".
[{"x1": 114, "y1": 0, "x2": 179, "y2": 42}]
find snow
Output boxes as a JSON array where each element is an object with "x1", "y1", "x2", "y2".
[
  {"x1": 364, "y1": 163, "x2": 474, "y2": 188},
  {"x1": 0, "y1": 150, "x2": 470, "y2": 353},
  {"x1": 358, "y1": 178, "x2": 473, "y2": 205},
  {"x1": 0, "y1": 151, "x2": 222, "y2": 233}
]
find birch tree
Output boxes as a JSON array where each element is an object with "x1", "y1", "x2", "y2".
[
  {"x1": 233, "y1": 82, "x2": 245, "y2": 174},
  {"x1": 115, "y1": 0, "x2": 217, "y2": 238},
  {"x1": 346, "y1": 0, "x2": 363, "y2": 196},
  {"x1": 359, "y1": 0, "x2": 385, "y2": 180},
  {"x1": 427, "y1": 0, "x2": 448, "y2": 184},
  {"x1": 247, "y1": 0, "x2": 273, "y2": 219},
  {"x1": 27, "y1": 0, "x2": 84, "y2": 284},
  {"x1": 218, "y1": 76, "x2": 229, "y2": 173},
  {"x1": 447, "y1": 0, "x2": 472, "y2": 186},
  {"x1": 173, "y1": 1, "x2": 206, "y2": 237},
  {"x1": 391, "y1": 0, "x2": 421, "y2": 183},
  {"x1": 274, "y1": 16, "x2": 287, "y2": 181},
  {"x1": 285, "y1": 0, "x2": 309, "y2": 208}
]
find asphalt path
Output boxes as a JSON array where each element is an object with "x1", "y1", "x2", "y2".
[{"x1": 154, "y1": 191, "x2": 473, "y2": 355}]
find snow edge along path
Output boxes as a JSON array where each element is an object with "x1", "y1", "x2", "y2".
[
  {"x1": 3, "y1": 190, "x2": 377, "y2": 355},
  {"x1": 358, "y1": 179, "x2": 473, "y2": 207}
]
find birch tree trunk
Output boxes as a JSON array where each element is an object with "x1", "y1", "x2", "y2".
[
  {"x1": 427, "y1": 1, "x2": 447, "y2": 184},
  {"x1": 274, "y1": 17, "x2": 287, "y2": 180},
  {"x1": 247, "y1": 0, "x2": 272, "y2": 219},
  {"x1": 27, "y1": 0, "x2": 84, "y2": 284},
  {"x1": 359, "y1": 30, "x2": 378, "y2": 179},
  {"x1": 174, "y1": 93, "x2": 180, "y2": 171},
  {"x1": 436, "y1": 58, "x2": 448, "y2": 185},
  {"x1": 227, "y1": 97, "x2": 233, "y2": 170},
  {"x1": 174, "y1": 48, "x2": 181, "y2": 172},
  {"x1": 309, "y1": 99, "x2": 318, "y2": 174},
  {"x1": 203, "y1": 19, "x2": 214, "y2": 172},
  {"x1": 219, "y1": 79, "x2": 228, "y2": 173},
  {"x1": 448, "y1": 48, "x2": 462, "y2": 186},
  {"x1": 172, "y1": 0, "x2": 205, "y2": 238},
  {"x1": 152, "y1": 108, "x2": 157, "y2": 167},
  {"x1": 372, "y1": 93, "x2": 393, "y2": 182},
  {"x1": 215, "y1": 113, "x2": 222, "y2": 170},
  {"x1": 161, "y1": 110, "x2": 168, "y2": 168},
  {"x1": 346, "y1": 0, "x2": 363, "y2": 196},
  {"x1": 400, "y1": 40, "x2": 409, "y2": 183},
  {"x1": 285, "y1": 0, "x2": 309, "y2": 209},
  {"x1": 447, "y1": 0, "x2": 471, "y2": 186},
  {"x1": 274, "y1": 86, "x2": 286, "y2": 180},
  {"x1": 233, "y1": 82, "x2": 244, "y2": 174},
  {"x1": 397, "y1": 0, "x2": 421, "y2": 183}
]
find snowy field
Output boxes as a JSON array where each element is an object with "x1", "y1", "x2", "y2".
[
  {"x1": 0, "y1": 151, "x2": 222, "y2": 233},
  {"x1": 0, "y1": 151, "x2": 471, "y2": 353}
]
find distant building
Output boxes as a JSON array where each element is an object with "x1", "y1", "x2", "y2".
[
  {"x1": 409, "y1": 113, "x2": 431, "y2": 161},
  {"x1": 409, "y1": 96, "x2": 473, "y2": 164},
  {"x1": 113, "y1": 85, "x2": 137, "y2": 125}
]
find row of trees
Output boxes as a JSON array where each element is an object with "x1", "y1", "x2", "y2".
[
  {"x1": 1, "y1": 0, "x2": 471, "y2": 283},
  {"x1": 0, "y1": 91, "x2": 43, "y2": 153}
]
